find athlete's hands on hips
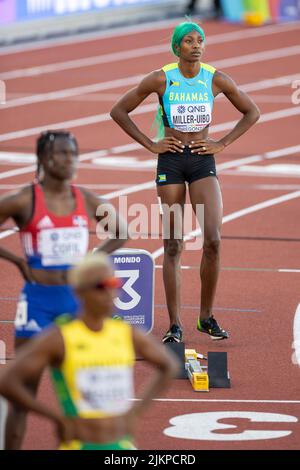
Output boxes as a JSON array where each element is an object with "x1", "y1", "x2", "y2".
[
  {"x1": 189, "y1": 138, "x2": 225, "y2": 155},
  {"x1": 149, "y1": 137, "x2": 185, "y2": 154},
  {"x1": 15, "y1": 257, "x2": 34, "y2": 283}
]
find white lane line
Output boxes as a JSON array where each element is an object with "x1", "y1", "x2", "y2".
[
  {"x1": 0, "y1": 18, "x2": 181, "y2": 56},
  {"x1": 151, "y1": 190, "x2": 300, "y2": 260},
  {"x1": 156, "y1": 266, "x2": 300, "y2": 272},
  {"x1": 222, "y1": 184, "x2": 300, "y2": 190},
  {"x1": 1, "y1": 97, "x2": 300, "y2": 144},
  {"x1": 0, "y1": 140, "x2": 299, "y2": 246},
  {"x1": 213, "y1": 44, "x2": 300, "y2": 69},
  {"x1": 100, "y1": 144, "x2": 300, "y2": 198},
  {"x1": 212, "y1": 106, "x2": 300, "y2": 135},
  {"x1": 234, "y1": 164, "x2": 300, "y2": 176},
  {"x1": 222, "y1": 170, "x2": 300, "y2": 179},
  {"x1": 0, "y1": 46, "x2": 165, "y2": 81},
  {"x1": 0, "y1": 229, "x2": 16, "y2": 240},
  {"x1": 280, "y1": 269, "x2": 300, "y2": 273},
  {"x1": 1, "y1": 21, "x2": 299, "y2": 77},
  {"x1": 0, "y1": 165, "x2": 36, "y2": 180},
  {"x1": 0, "y1": 149, "x2": 107, "y2": 181},
  {"x1": 293, "y1": 304, "x2": 300, "y2": 366},
  {"x1": 104, "y1": 181, "x2": 155, "y2": 200},
  {"x1": 150, "y1": 399, "x2": 300, "y2": 404},
  {"x1": 1, "y1": 74, "x2": 145, "y2": 109},
  {"x1": 0, "y1": 102, "x2": 154, "y2": 142},
  {"x1": 0, "y1": 183, "x2": 129, "y2": 190},
  {"x1": 2, "y1": 54, "x2": 300, "y2": 110}
]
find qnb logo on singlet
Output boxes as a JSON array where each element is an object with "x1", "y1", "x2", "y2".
[
  {"x1": 38, "y1": 226, "x2": 89, "y2": 266},
  {"x1": 170, "y1": 103, "x2": 212, "y2": 132}
]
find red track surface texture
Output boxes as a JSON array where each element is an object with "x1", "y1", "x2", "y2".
[{"x1": 0, "y1": 19, "x2": 300, "y2": 450}]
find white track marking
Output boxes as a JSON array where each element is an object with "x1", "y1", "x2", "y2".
[
  {"x1": 0, "y1": 18, "x2": 181, "y2": 56},
  {"x1": 1, "y1": 21, "x2": 299, "y2": 76},
  {"x1": 0, "y1": 165, "x2": 37, "y2": 180},
  {"x1": 155, "y1": 266, "x2": 300, "y2": 272},
  {"x1": 0, "y1": 183, "x2": 128, "y2": 190},
  {"x1": 164, "y1": 412, "x2": 297, "y2": 441},
  {"x1": 0, "y1": 140, "x2": 299, "y2": 196},
  {"x1": 2, "y1": 57, "x2": 300, "y2": 110},
  {"x1": 213, "y1": 44, "x2": 300, "y2": 69},
  {"x1": 104, "y1": 181, "x2": 155, "y2": 200},
  {"x1": 0, "y1": 229, "x2": 16, "y2": 240},
  {"x1": 133, "y1": 398, "x2": 300, "y2": 404},
  {"x1": 293, "y1": 304, "x2": 300, "y2": 366},
  {"x1": 0, "y1": 149, "x2": 106, "y2": 180},
  {"x1": 151, "y1": 190, "x2": 300, "y2": 260},
  {"x1": 0, "y1": 103, "x2": 154, "y2": 142},
  {"x1": 1, "y1": 99, "x2": 300, "y2": 144},
  {"x1": 1, "y1": 74, "x2": 145, "y2": 109},
  {"x1": 235, "y1": 164, "x2": 300, "y2": 176},
  {"x1": 281, "y1": 270, "x2": 300, "y2": 273},
  {"x1": 1, "y1": 20, "x2": 299, "y2": 57},
  {"x1": 0, "y1": 152, "x2": 36, "y2": 164}
]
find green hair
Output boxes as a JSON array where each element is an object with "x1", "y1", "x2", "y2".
[
  {"x1": 152, "y1": 22, "x2": 206, "y2": 141},
  {"x1": 171, "y1": 21, "x2": 206, "y2": 57}
]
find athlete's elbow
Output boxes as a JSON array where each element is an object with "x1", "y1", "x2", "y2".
[
  {"x1": 250, "y1": 104, "x2": 261, "y2": 123},
  {"x1": 110, "y1": 106, "x2": 118, "y2": 121},
  {"x1": 110, "y1": 105, "x2": 123, "y2": 123}
]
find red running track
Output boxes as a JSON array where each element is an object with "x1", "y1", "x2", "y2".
[{"x1": 0, "y1": 18, "x2": 300, "y2": 450}]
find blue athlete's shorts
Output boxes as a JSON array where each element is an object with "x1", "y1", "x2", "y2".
[{"x1": 15, "y1": 282, "x2": 80, "y2": 338}]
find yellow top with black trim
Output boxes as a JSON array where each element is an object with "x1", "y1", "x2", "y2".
[{"x1": 51, "y1": 318, "x2": 135, "y2": 419}]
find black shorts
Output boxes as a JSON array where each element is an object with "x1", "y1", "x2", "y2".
[{"x1": 156, "y1": 147, "x2": 217, "y2": 186}]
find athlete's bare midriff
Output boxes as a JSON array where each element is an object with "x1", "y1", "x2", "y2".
[
  {"x1": 29, "y1": 268, "x2": 69, "y2": 285},
  {"x1": 164, "y1": 125, "x2": 210, "y2": 146}
]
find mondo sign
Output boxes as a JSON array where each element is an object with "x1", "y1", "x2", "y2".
[{"x1": 111, "y1": 249, "x2": 154, "y2": 333}]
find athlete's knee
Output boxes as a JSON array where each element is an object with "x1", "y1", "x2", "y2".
[
  {"x1": 165, "y1": 239, "x2": 183, "y2": 258},
  {"x1": 203, "y1": 235, "x2": 221, "y2": 258}
]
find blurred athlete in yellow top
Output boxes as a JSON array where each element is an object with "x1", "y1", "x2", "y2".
[{"x1": 0, "y1": 252, "x2": 178, "y2": 450}]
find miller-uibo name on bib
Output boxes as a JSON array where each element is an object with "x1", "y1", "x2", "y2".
[{"x1": 170, "y1": 102, "x2": 212, "y2": 132}]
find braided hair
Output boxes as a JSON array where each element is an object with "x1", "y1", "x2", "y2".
[{"x1": 36, "y1": 130, "x2": 78, "y2": 181}]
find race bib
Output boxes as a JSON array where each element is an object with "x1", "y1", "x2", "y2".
[
  {"x1": 75, "y1": 366, "x2": 134, "y2": 414},
  {"x1": 170, "y1": 102, "x2": 212, "y2": 132},
  {"x1": 38, "y1": 227, "x2": 88, "y2": 267}
]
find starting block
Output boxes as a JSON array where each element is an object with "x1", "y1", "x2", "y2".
[
  {"x1": 165, "y1": 344, "x2": 231, "y2": 390},
  {"x1": 207, "y1": 352, "x2": 231, "y2": 388},
  {"x1": 186, "y1": 358, "x2": 209, "y2": 392}
]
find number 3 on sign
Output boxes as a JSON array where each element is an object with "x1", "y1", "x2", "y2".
[{"x1": 114, "y1": 270, "x2": 141, "y2": 311}]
